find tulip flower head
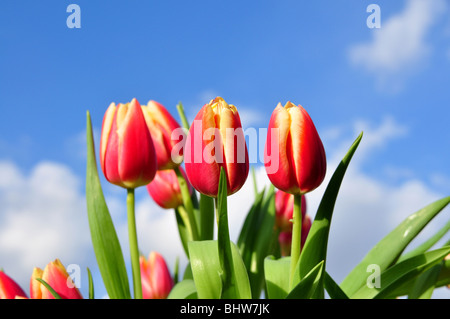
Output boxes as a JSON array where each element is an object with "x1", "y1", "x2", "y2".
[
  {"x1": 140, "y1": 252, "x2": 174, "y2": 299},
  {"x1": 30, "y1": 259, "x2": 83, "y2": 299},
  {"x1": 141, "y1": 100, "x2": 185, "y2": 170},
  {"x1": 0, "y1": 270, "x2": 27, "y2": 299},
  {"x1": 147, "y1": 167, "x2": 192, "y2": 209},
  {"x1": 265, "y1": 102, "x2": 326, "y2": 195},
  {"x1": 185, "y1": 97, "x2": 249, "y2": 197},
  {"x1": 100, "y1": 98, "x2": 157, "y2": 189}
]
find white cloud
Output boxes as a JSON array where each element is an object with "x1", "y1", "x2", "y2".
[
  {"x1": 0, "y1": 161, "x2": 93, "y2": 296},
  {"x1": 349, "y1": 0, "x2": 447, "y2": 90}
]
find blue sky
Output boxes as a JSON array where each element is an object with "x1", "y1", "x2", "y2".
[{"x1": 1, "y1": 1, "x2": 449, "y2": 298}]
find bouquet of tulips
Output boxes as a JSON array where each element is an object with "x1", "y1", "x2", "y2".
[{"x1": 2, "y1": 97, "x2": 448, "y2": 300}]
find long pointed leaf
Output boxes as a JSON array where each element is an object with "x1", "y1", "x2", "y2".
[
  {"x1": 85, "y1": 111, "x2": 131, "y2": 299},
  {"x1": 341, "y1": 196, "x2": 450, "y2": 296},
  {"x1": 351, "y1": 246, "x2": 450, "y2": 299},
  {"x1": 408, "y1": 262, "x2": 443, "y2": 299},
  {"x1": 286, "y1": 261, "x2": 325, "y2": 299},
  {"x1": 398, "y1": 219, "x2": 450, "y2": 263},
  {"x1": 324, "y1": 272, "x2": 349, "y2": 299},
  {"x1": 295, "y1": 133, "x2": 363, "y2": 292}
]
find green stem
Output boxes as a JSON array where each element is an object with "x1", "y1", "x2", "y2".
[
  {"x1": 127, "y1": 188, "x2": 142, "y2": 299},
  {"x1": 177, "y1": 205, "x2": 194, "y2": 243},
  {"x1": 176, "y1": 102, "x2": 190, "y2": 130},
  {"x1": 175, "y1": 166, "x2": 199, "y2": 241},
  {"x1": 289, "y1": 194, "x2": 302, "y2": 290}
]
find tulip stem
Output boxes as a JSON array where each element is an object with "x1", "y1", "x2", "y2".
[
  {"x1": 127, "y1": 188, "x2": 142, "y2": 299},
  {"x1": 289, "y1": 194, "x2": 302, "y2": 290},
  {"x1": 175, "y1": 166, "x2": 199, "y2": 241},
  {"x1": 176, "y1": 102, "x2": 191, "y2": 130}
]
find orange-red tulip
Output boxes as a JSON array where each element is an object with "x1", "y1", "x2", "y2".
[
  {"x1": 141, "y1": 100, "x2": 185, "y2": 170},
  {"x1": 30, "y1": 259, "x2": 83, "y2": 299},
  {"x1": 140, "y1": 252, "x2": 174, "y2": 299},
  {"x1": 275, "y1": 190, "x2": 307, "y2": 233},
  {"x1": 184, "y1": 97, "x2": 249, "y2": 197},
  {"x1": 100, "y1": 98, "x2": 157, "y2": 189},
  {"x1": 147, "y1": 167, "x2": 192, "y2": 209},
  {"x1": 265, "y1": 102, "x2": 326, "y2": 195},
  {"x1": 0, "y1": 270, "x2": 27, "y2": 299}
]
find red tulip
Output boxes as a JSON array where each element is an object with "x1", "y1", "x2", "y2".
[
  {"x1": 275, "y1": 190, "x2": 306, "y2": 233},
  {"x1": 142, "y1": 100, "x2": 185, "y2": 170},
  {"x1": 184, "y1": 97, "x2": 249, "y2": 197},
  {"x1": 0, "y1": 270, "x2": 27, "y2": 299},
  {"x1": 30, "y1": 259, "x2": 83, "y2": 299},
  {"x1": 264, "y1": 102, "x2": 326, "y2": 195},
  {"x1": 100, "y1": 98, "x2": 157, "y2": 189},
  {"x1": 140, "y1": 252, "x2": 174, "y2": 299},
  {"x1": 147, "y1": 167, "x2": 192, "y2": 209}
]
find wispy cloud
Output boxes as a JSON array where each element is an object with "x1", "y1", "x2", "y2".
[{"x1": 348, "y1": 0, "x2": 447, "y2": 91}]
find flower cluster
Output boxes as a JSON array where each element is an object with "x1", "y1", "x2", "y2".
[{"x1": 3, "y1": 95, "x2": 448, "y2": 300}]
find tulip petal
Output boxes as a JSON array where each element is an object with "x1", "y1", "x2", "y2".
[
  {"x1": 265, "y1": 103, "x2": 298, "y2": 194},
  {"x1": 117, "y1": 99, "x2": 157, "y2": 188},
  {"x1": 185, "y1": 104, "x2": 221, "y2": 197},
  {"x1": 0, "y1": 271, "x2": 27, "y2": 299}
]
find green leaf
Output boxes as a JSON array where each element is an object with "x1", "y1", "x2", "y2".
[
  {"x1": 398, "y1": 219, "x2": 450, "y2": 263},
  {"x1": 436, "y1": 258, "x2": 450, "y2": 288},
  {"x1": 199, "y1": 193, "x2": 215, "y2": 241},
  {"x1": 341, "y1": 196, "x2": 450, "y2": 296},
  {"x1": 295, "y1": 132, "x2": 363, "y2": 294},
  {"x1": 264, "y1": 256, "x2": 291, "y2": 299},
  {"x1": 87, "y1": 267, "x2": 94, "y2": 299},
  {"x1": 324, "y1": 272, "x2": 349, "y2": 299},
  {"x1": 408, "y1": 262, "x2": 443, "y2": 299},
  {"x1": 85, "y1": 111, "x2": 131, "y2": 299},
  {"x1": 174, "y1": 207, "x2": 190, "y2": 258},
  {"x1": 378, "y1": 257, "x2": 450, "y2": 297},
  {"x1": 237, "y1": 185, "x2": 278, "y2": 298},
  {"x1": 167, "y1": 279, "x2": 198, "y2": 299},
  {"x1": 286, "y1": 261, "x2": 325, "y2": 299},
  {"x1": 36, "y1": 278, "x2": 62, "y2": 299},
  {"x1": 216, "y1": 167, "x2": 235, "y2": 298},
  {"x1": 237, "y1": 187, "x2": 266, "y2": 256},
  {"x1": 351, "y1": 246, "x2": 450, "y2": 299},
  {"x1": 188, "y1": 240, "x2": 251, "y2": 299}
]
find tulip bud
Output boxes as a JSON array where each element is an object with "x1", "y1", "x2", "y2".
[
  {"x1": 147, "y1": 167, "x2": 192, "y2": 209},
  {"x1": 278, "y1": 214, "x2": 312, "y2": 257},
  {"x1": 30, "y1": 259, "x2": 83, "y2": 299},
  {"x1": 140, "y1": 252, "x2": 174, "y2": 299},
  {"x1": 265, "y1": 102, "x2": 326, "y2": 195},
  {"x1": 275, "y1": 190, "x2": 306, "y2": 233},
  {"x1": 184, "y1": 97, "x2": 249, "y2": 197},
  {"x1": 141, "y1": 100, "x2": 185, "y2": 170},
  {"x1": 0, "y1": 270, "x2": 27, "y2": 299},
  {"x1": 100, "y1": 98, "x2": 157, "y2": 189}
]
